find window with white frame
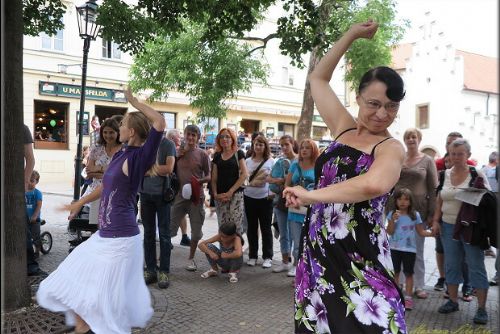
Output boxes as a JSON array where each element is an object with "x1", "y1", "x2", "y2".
[
  {"x1": 102, "y1": 39, "x2": 122, "y2": 59},
  {"x1": 41, "y1": 21, "x2": 64, "y2": 51}
]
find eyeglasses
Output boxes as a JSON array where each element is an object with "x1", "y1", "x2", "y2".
[
  {"x1": 359, "y1": 95, "x2": 400, "y2": 113},
  {"x1": 219, "y1": 135, "x2": 232, "y2": 139}
]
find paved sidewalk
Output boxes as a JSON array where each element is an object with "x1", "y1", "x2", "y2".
[{"x1": 33, "y1": 182, "x2": 499, "y2": 333}]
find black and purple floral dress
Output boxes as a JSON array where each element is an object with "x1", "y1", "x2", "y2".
[{"x1": 295, "y1": 131, "x2": 406, "y2": 334}]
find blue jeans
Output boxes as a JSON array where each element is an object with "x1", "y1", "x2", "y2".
[
  {"x1": 274, "y1": 207, "x2": 291, "y2": 255},
  {"x1": 140, "y1": 193, "x2": 172, "y2": 273},
  {"x1": 440, "y1": 222, "x2": 489, "y2": 289},
  {"x1": 289, "y1": 221, "x2": 303, "y2": 262}
]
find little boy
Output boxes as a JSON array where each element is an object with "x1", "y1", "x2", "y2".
[{"x1": 26, "y1": 170, "x2": 43, "y2": 257}]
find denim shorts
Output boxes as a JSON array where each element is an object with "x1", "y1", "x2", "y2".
[{"x1": 440, "y1": 221, "x2": 489, "y2": 289}]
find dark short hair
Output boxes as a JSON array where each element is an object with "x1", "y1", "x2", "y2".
[
  {"x1": 358, "y1": 66, "x2": 405, "y2": 102},
  {"x1": 184, "y1": 124, "x2": 201, "y2": 140},
  {"x1": 489, "y1": 151, "x2": 498, "y2": 163},
  {"x1": 447, "y1": 132, "x2": 463, "y2": 138},
  {"x1": 279, "y1": 135, "x2": 299, "y2": 154},
  {"x1": 219, "y1": 222, "x2": 237, "y2": 235}
]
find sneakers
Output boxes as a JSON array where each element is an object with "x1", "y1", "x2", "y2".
[
  {"x1": 158, "y1": 271, "x2": 170, "y2": 289},
  {"x1": 438, "y1": 300, "x2": 459, "y2": 314},
  {"x1": 272, "y1": 262, "x2": 292, "y2": 273},
  {"x1": 185, "y1": 259, "x2": 197, "y2": 271},
  {"x1": 404, "y1": 297, "x2": 414, "y2": 310},
  {"x1": 473, "y1": 307, "x2": 488, "y2": 324},
  {"x1": 262, "y1": 259, "x2": 273, "y2": 268},
  {"x1": 246, "y1": 258, "x2": 257, "y2": 267},
  {"x1": 287, "y1": 266, "x2": 296, "y2": 277},
  {"x1": 144, "y1": 270, "x2": 157, "y2": 285},
  {"x1": 228, "y1": 272, "x2": 238, "y2": 283},
  {"x1": 434, "y1": 277, "x2": 446, "y2": 291},
  {"x1": 489, "y1": 276, "x2": 498, "y2": 286},
  {"x1": 180, "y1": 234, "x2": 191, "y2": 246}
]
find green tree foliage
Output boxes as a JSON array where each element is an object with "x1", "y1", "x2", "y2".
[
  {"x1": 23, "y1": 0, "x2": 66, "y2": 36},
  {"x1": 129, "y1": 21, "x2": 268, "y2": 121},
  {"x1": 97, "y1": 0, "x2": 276, "y2": 54},
  {"x1": 342, "y1": 0, "x2": 407, "y2": 90}
]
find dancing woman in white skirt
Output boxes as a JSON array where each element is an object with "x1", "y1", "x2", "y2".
[{"x1": 37, "y1": 87, "x2": 166, "y2": 334}]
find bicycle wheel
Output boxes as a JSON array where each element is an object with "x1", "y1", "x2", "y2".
[{"x1": 40, "y1": 231, "x2": 53, "y2": 254}]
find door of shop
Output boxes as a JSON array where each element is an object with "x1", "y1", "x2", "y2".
[{"x1": 240, "y1": 119, "x2": 260, "y2": 135}]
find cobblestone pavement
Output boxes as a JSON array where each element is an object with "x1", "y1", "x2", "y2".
[{"x1": 34, "y1": 185, "x2": 499, "y2": 333}]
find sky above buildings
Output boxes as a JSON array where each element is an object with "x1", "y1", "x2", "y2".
[{"x1": 395, "y1": 0, "x2": 498, "y2": 57}]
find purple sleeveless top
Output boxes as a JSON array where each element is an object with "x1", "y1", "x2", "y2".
[{"x1": 98, "y1": 128, "x2": 163, "y2": 238}]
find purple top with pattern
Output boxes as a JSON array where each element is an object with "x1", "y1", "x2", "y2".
[{"x1": 98, "y1": 128, "x2": 163, "y2": 238}]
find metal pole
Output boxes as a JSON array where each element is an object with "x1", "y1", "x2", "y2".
[{"x1": 73, "y1": 37, "x2": 91, "y2": 201}]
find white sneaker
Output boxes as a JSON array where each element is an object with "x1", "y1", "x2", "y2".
[
  {"x1": 246, "y1": 258, "x2": 257, "y2": 267},
  {"x1": 272, "y1": 262, "x2": 291, "y2": 273},
  {"x1": 185, "y1": 259, "x2": 197, "y2": 271},
  {"x1": 287, "y1": 266, "x2": 296, "y2": 277},
  {"x1": 262, "y1": 259, "x2": 273, "y2": 268}
]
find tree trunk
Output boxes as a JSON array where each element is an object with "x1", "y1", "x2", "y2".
[
  {"x1": 296, "y1": 47, "x2": 320, "y2": 141},
  {"x1": 3, "y1": 0, "x2": 31, "y2": 310}
]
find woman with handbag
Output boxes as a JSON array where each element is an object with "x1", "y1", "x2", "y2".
[
  {"x1": 211, "y1": 128, "x2": 248, "y2": 234},
  {"x1": 244, "y1": 135, "x2": 275, "y2": 268},
  {"x1": 285, "y1": 139, "x2": 319, "y2": 277},
  {"x1": 268, "y1": 135, "x2": 298, "y2": 274},
  {"x1": 431, "y1": 138, "x2": 491, "y2": 324}
]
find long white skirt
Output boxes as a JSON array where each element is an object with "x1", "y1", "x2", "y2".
[{"x1": 36, "y1": 233, "x2": 153, "y2": 334}]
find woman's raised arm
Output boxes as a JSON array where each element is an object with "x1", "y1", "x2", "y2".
[
  {"x1": 309, "y1": 20, "x2": 378, "y2": 138},
  {"x1": 124, "y1": 86, "x2": 166, "y2": 132}
]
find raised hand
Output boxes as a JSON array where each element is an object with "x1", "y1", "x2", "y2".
[{"x1": 348, "y1": 19, "x2": 379, "y2": 40}]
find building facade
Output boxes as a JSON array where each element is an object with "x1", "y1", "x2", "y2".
[{"x1": 23, "y1": 2, "x2": 335, "y2": 184}]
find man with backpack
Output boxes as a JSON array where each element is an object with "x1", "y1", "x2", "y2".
[{"x1": 140, "y1": 134, "x2": 176, "y2": 289}]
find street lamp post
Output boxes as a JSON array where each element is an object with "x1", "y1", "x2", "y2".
[{"x1": 73, "y1": 0, "x2": 100, "y2": 201}]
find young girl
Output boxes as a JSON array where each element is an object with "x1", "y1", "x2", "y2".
[
  {"x1": 386, "y1": 188, "x2": 433, "y2": 311},
  {"x1": 198, "y1": 222, "x2": 244, "y2": 283},
  {"x1": 37, "y1": 86, "x2": 166, "y2": 334}
]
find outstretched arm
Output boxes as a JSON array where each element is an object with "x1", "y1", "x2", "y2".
[
  {"x1": 124, "y1": 87, "x2": 166, "y2": 132},
  {"x1": 284, "y1": 139, "x2": 404, "y2": 205},
  {"x1": 309, "y1": 20, "x2": 378, "y2": 138}
]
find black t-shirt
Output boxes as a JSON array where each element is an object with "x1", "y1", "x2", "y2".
[
  {"x1": 212, "y1": 149, "x2": 245, "y2": 193},
  {"x1": 24, "y1": 125, "x2": 34, "y2": 144}
]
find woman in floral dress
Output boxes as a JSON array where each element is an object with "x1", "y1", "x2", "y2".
[{"x1": 284, "y1": 21, "x2": 407, "y2": 333}]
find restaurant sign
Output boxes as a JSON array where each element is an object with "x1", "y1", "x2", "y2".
[{"x1": 39, "y1": 81, "x2": 127, "y2": 103}]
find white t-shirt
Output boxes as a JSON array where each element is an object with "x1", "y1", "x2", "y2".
[{"x1": 244, "y1": 157, "x2": 275, "y2": 199}]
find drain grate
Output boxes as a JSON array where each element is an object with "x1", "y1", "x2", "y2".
[{"x1": 2, "y1": 306, "x2": 69, "y2": 334}]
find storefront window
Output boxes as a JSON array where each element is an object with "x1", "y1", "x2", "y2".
[
  {"x1": 278, "y1": 122, "x2": 294, "y2": 137},
  {"x1": 312, "y1": 126, "x2": 329, "y2": 140},
  {"x1": 33, "y1": 100, "x2": 69, "y2": 150}
]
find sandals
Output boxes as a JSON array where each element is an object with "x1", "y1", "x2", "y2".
[
  {"x1": 414, "y1": 289, "x2": 428, "y2": 299},
  {"x1": 228, "y1": 272, "x2": 238, "y2": 283},
  {"x1": 200, "y1": 269, "x2": 218, "y2": 279}
]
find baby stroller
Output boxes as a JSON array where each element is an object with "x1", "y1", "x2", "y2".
[{"x1": 68, "y1": 205, "x2": 98, "y2": 253}]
